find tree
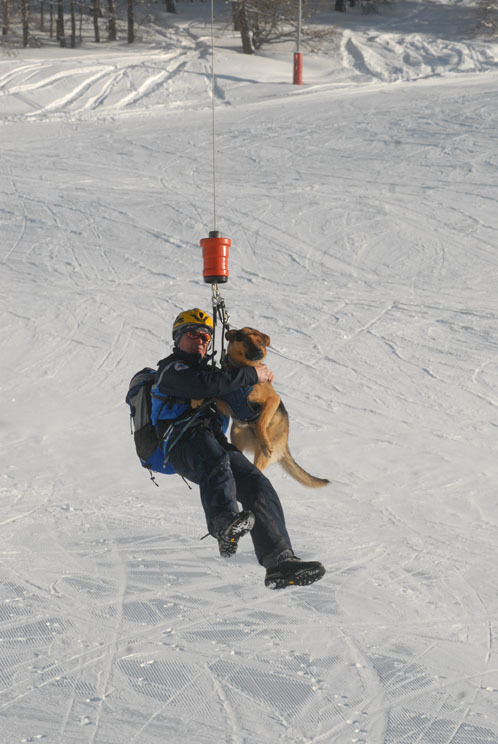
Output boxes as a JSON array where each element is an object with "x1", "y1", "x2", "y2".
[
  {"x1": 232, "y1": 1, "x2": 253, "y2": 54},
  {"x1": 127, "y1": 0, "x2": 134, "y2": 43},
  {"x1": 92, "y1": 0, "x2": 101, "y2": 42},
  {"x1": 21, "y1": 0, "x2": 29, "y2": 46},
  {"x1": 230, "y1": 0, "x2": 334, "y2": 54},
  {"x1": 165, "y1": 0, "x2": 177, "y2": 12},
  {"x1": 69, "y1": 0, "x2": 76, "y2": 47},
  {"x1": 56, "y1": 0, "x2": 65, "y2": 45},
  {"x1": 49, "y1": 0, "x2": 54, "y2": 37},
  {"x1": 2, "y1": 0, "x2": 9, "y2": 35},
  {"x1": 107, "y1": 0, "x2": 117, "y2": 40}
]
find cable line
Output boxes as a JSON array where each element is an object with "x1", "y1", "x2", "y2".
[
  {"x1": 209, "y1": 0, "x2": 217, "y2": 230},
  {"x1": 200, "y1": 1, "x2": 232, "y2": 365}
]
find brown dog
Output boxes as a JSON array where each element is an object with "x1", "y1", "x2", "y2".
[{"x1": 216, "y1": 327, "x2": 330, "y2": 488}]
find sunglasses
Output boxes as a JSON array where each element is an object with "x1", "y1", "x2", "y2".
[{"x1": 184, "y1": 329, "x2": 211, "y2": 342}]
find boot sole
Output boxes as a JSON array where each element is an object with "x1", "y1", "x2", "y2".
[
  {"x1": 265, "y1": 564, "x2": 325, "y2": 590},
  {"x1": 218, "y1": 512, "x2": 255, "y2": 558}
]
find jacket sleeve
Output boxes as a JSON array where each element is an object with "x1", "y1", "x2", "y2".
[{"x1": 157, "y1": 361, "x2": 259, "y2": 401}]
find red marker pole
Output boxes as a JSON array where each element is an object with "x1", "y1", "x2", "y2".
[
  {"x1": 293, "y1": 52, "x2": 303, "y2": 85},
  {"x1": 293, "y1": 0, "x2": 303, "y2": 85}
]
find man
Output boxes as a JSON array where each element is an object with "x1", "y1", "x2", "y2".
[{"x1": 152, "y1": 307, "x2": 325, "y2": 589}]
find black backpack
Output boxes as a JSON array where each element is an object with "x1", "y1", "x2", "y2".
[
  {"x1": 126, "y1": 366, "x2": 218, "y2": 478},
  {"x1": 126, "y1": 367, "x2": 160, "y2": 462}
]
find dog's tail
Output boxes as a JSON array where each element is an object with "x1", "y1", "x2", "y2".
[{"x1": 280, "y1": 446, "x2": 330, "y2": 488}]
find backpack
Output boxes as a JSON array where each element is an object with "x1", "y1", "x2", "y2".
[{"x1": 126, "y1": 367, "x2": 176, "y2": 476}]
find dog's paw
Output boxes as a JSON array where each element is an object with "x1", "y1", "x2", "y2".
[{"x1": 254, "y1": 454, "x2": 270, "y2": 471}]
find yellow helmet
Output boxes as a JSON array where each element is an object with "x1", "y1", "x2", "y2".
[{"x1": 172, "y1": 308, "x2": 214, "y2": 339}]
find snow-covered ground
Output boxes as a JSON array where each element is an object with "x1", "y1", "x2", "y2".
[{"x1": 1, "y1": 1, "x2": 498, "y2": 742}]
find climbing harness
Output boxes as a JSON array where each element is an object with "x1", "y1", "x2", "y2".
[{"x1": 160, "y1": 398, "x2": 217, "y2": 470}]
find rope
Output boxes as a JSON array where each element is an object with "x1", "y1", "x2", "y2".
[
  {"x1": 210, "y1": 0, "x2": 217, "y2": 231},
  {"x1": 207, "y1": 4, "x2": 230, "y2": 364}
]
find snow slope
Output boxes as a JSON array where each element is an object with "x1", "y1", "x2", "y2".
[{"x1": 1, "y1": 2, "x2": 498, "y2": 742}]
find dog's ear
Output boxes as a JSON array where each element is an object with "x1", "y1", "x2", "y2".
[
  {"x1": 263, "y1": 333, "x2": 271, "y2": 347},
  {"x1": 225, "y1": 329, "x2": 237, "y2": 341}
]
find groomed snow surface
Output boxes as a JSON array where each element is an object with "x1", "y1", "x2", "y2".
[{"x1": 1, "y1": 1, "x2": 498, "y2": 742}]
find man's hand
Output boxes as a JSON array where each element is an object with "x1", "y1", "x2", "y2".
[{"x1": 254, "y1": 364, "x2": 275, "y2": 384}]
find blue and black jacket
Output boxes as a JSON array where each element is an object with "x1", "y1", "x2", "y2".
[{"x1": 152, "y1": 348, "x2": 259, "y2": 439}]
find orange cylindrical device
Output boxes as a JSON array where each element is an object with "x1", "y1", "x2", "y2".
[{"x1": 200, "y1": 231, "x2": 230, "y2": 284}]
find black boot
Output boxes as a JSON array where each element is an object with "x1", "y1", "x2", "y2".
[
  {"x1": 216, "y1": 510, "x2": 255, "y2": 558},
  {"x1": 265, "y1": 554, "x2": 325, "y2": 589}
]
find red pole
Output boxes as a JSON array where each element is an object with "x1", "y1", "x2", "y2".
[{"x1": 293, "y1": 51, "x2": 303, "y2": 85}]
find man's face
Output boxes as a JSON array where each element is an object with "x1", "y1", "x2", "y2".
[{"x1": 177, "y1": 327, "x2": 212, "y2": 358}]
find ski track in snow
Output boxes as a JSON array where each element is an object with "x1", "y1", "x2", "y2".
[{"x1": 2, "y1": 1, "x2": 498, "y2": 742}]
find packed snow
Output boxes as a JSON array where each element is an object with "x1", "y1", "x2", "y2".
[{"x1": 1, "y1": 1, "x2": 498, "y2": 742}]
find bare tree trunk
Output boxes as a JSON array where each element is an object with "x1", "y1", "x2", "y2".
[
  {"x1": 21, "y1": 0, "x2": 29, "y2": 45},
  {"x1": 57, "y1": 0, "x2": 65, "y2": 45},
  {"x1": 2, "y1": 0, "x2": 9, "y2": 35},
  {"x1": 40, "y1": 0, "x2": 45, "y2": 31},
  {"x1": 233, "y1": 1, "x2": 253, "y2": 53},
  {"x1": 69, "y1": 0, "x2": 76, "y2": 46},
  {"x1": 127, "y1": 0, "x2": 134, "y2": 43},
  {"x1": 107, "y1": 0, "x2": 116, "y2": 40},
  {"x1": 232, "y1": 0, "x2": 240, "y2": 30},
  {"x1": 49, "y1": 0, "x2": 54, "y2": 36},
  {"x1": 92, "y1": 0, "x2": 100, "y2": 42},
  {"x1": 165, "y1": 0, "x2": 177, "y2": 11}
]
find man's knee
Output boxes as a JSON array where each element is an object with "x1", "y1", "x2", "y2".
[
  {"x1": 203, "y1": 450, "x2": 232, "y2": 483},
  {"x1": 239, "y1": 461, "x2": 272, "y2": 491}
]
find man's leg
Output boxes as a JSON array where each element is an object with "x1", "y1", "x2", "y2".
[
  {"x1": 227, "y1": 448, "x2": 293, "y2": 568},
  {"x1": 167, "y1": 427, "x2": 239, "y2": 531},
  {"x1": 169, "y1": 430, "x2": 325, "y2": 588}
]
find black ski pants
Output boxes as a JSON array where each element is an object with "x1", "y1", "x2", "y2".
[{"x1": 168, "y1": 426, "x2": 293, "y2": 568}]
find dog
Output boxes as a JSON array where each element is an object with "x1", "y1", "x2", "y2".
[{"x1": 215, "y1": 327, "x2": 330, "y2": 488}]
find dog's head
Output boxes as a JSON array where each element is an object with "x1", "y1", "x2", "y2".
[{"x1": 225, "y1": 327, "x2": 271, "y2": 366}]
